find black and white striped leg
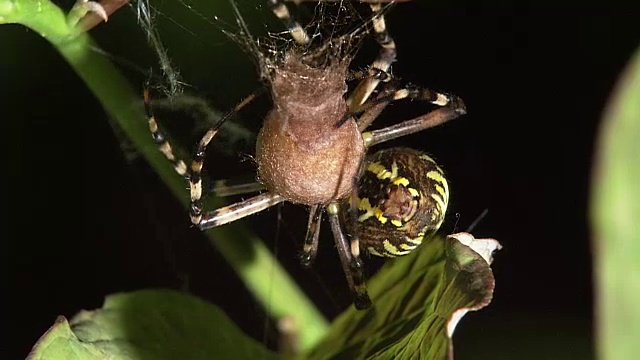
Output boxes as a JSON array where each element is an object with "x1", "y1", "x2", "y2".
[
  {"x1": 268, "y1": 0, "x2": 311, "y2": 45},
  {"x1": 197, "y1": 192, "x2": 286, "y2": 230},
  {"x1": 186, "y1": 93, "x2": 258, "y2": 225},
  {"x1": 327, "y1": 202, "x2": 372, "y2": 310},
  {"x1": 388, "y1": 84, "x2": 465, "y2": 108},
  {"x1": 300, "y1": 205, "x2": 323, "y2": 268},
  {"x1": 145, "y1": 86, "x2": 233, "y2": 226},
  {"x1": 144, "y1": 88, "x2": 189, "y2": 177},
  {"x1": 348, "y1": 2, "x2": 397, "y2": 108},
  {"x1": 187, "y1": 120, "x2": 229, "y2": 224},
  {"x1": 362, "y1": 101, "x2": 467, "y2": 149},
  {"x1": 146, "y1": 87, "x2": 275, "y2": 229},
  {"x1": 349, "y1": 81, "x2": 465, "y2": 132}
]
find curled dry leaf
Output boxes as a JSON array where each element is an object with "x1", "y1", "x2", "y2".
[{"x1": 73, "y1": 0, "x2": 130, "y2": 31}]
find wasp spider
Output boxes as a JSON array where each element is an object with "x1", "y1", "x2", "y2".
[{"x1": 145, "y1": 0, "x2": 466, "y2": 309}]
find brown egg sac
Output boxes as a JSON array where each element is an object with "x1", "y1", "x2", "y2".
[{"x1": 256, "y1": 53, "x2": 365, "y2": 205}]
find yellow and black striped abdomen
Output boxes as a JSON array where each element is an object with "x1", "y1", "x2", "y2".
[{"x1": 346, "y1": 147, "x2": 449, "y2": 257}]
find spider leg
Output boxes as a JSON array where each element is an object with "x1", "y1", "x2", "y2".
[
  {"x1": 348, "y1": 66, "x2": 394, "y2": 83},
  {"x1": 333, "y1": 66, "x2": 397, "y2": 129},
  {"x1": 300, "y1": 205, "x2": 323, "y2": 268},
  {"x1": 145, "y1": 86, "x2": 262, "y2": 226},
  {"x1": 336, "y1": 78, "x2": 394, "y2": 129},
  {"x1": 348, "y1": 2, "x2": 397, "y2": 108},
  {"x1": 269, "y1": 0, "x2": 311, "y2": 45},
  {"x1": 356, "y1": 91, "x2": 391, "y2": 132},
  {"x1": 144, "y1": 88, "x2": 189, "y2": 177},
  {"x1": 364, "y1": 105, "x2": 466, "y2": 148},
  {"x1": 197, "y1": 192, "x2": 286, "y2": 230},
  {"x1": 343, "y1": 78, "x2": 464, "y2": 132},
  {"x1": 348, "y1": 155, "x2": 368, "y2": 245},
  {"x1": 351, "y1": 82, "x2": 467, "y2": 147},
  {"x1": 327, "y1": 202, "x2": 372, "y2": 310}
]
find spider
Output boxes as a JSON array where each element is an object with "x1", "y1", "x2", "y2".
[{"x1": 144, "y1": 0, "x2": 466, "y2": 310}]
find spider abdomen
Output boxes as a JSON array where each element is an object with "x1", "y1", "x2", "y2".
[{"x1": 347, "y1": 147, "x2": 449, "y2": 257}]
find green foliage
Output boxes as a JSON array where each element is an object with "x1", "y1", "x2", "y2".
[
  {"x1": 28, "y1": 234, "x2": 498, "y2": 360},
  {"x1": 591, "y1": 46, "x2": 640, "y2": 360},
  {"x1": 308, "y1": 233, "x2": 498, "y2": 359},
  {"x1": 28, "y1": 290, "x2": 283, "y2": 360}
]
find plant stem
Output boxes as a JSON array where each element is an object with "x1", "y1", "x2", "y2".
[{"x1": 592, "y1": 46, "x2": 640, "y2": 360}]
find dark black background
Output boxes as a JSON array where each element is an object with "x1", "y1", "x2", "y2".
[{"x1": 3, "y1": 1, "x2": 639, "y2": 359}]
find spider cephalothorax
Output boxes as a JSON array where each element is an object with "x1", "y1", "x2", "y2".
[{"x1": 345, "y1": 147, "x2": 448, "y2": 258}]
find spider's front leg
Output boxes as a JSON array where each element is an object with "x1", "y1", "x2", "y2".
[
  {"x1": 269, "y1": 0, "x2": 311, "y2": 45},
  {"x1": 358, "y1": 82, "x2": 467, "y2": 147},
  {"x1": 348, "y1": 1, "x2": 398, "y2": 108}
]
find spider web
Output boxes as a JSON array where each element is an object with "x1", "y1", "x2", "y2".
[
  {"x1": 124, "y1": 0, "x2": 390, "y2": 351},
  {"x1": 82, "y1": 0, "x2": 466, "y2": 353}
]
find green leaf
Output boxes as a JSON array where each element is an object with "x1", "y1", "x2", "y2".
[
  {"x1": 309, "y1": 233, "x2": 500, "y2": 360},
  {"x1": 591, "y1": 46, "x2": 640, "y2": 360},
  {"x1": 27, "y1": 317, "x2": 104, "y2": 360},
  {"x1": 28, "y1": 289, "x2": 284, "y2": 360}
]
